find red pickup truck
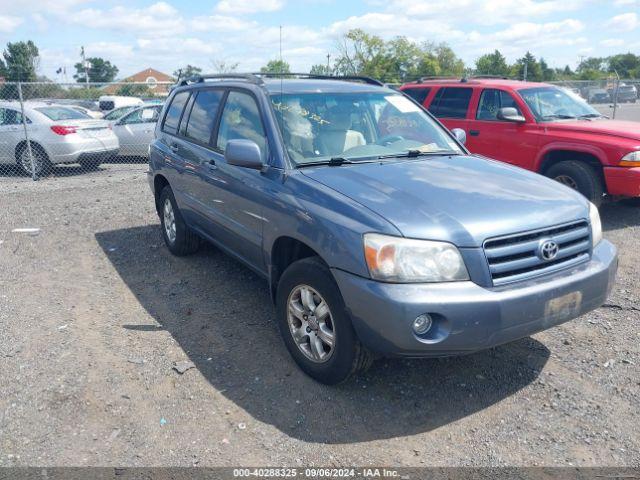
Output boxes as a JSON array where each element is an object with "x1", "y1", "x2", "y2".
[{"x1": 400, "y1": 78, "x2": 640, "y2": 206}]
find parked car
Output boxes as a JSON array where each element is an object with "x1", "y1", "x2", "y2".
[
  {"x1": 0, "y1": 101, "x2": 119, "y2": 176},
  {"x1": 148, "y1": 74, "x2": 617, "y2": 384},
  {"x1": 586, "y1": 88, "x2": 610, "y2": 104},
  {"x1": 102, "y1": 105, "x2": 137, "y2": 121},
  {"x1": 110, "y1": 104, "x2": 162, "y2": 157},
  {"x1": 98, "y1": 95, "x2": 143, "y2": 112},
  {"x1": 68, "y1": 105, "x2": 104, "y2": 119},
  {"x1": 608, "y1": 84, "x2": 638, "y2": 103},
  {"x1": 401, "y1": 78, "x2": 640, "y2": 206}
]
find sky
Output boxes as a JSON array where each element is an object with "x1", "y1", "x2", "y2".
[{"x1": 0, "y1": 0, "x2": 639, "y2": 82}]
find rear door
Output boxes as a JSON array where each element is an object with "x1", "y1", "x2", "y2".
[
  {"x1": 427, "y1": 86, "x2": 473, "y2": 133},
  {"x1": 466, "y1": 88, "x2": 540, "y2": 168}
]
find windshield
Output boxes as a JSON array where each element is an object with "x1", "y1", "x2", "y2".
[
  {"x1": 36, "y1": 106, "x2": 89, "y2": 121},
  {"x1": 104, "y1": 106, "x2": 135, "y2": 120},
  {"x1": 519, "y1": 87, "x2": 600, "y2": 121},
  {"x1": 271, "y1": 92, "x2": 463, "y2": 165}
]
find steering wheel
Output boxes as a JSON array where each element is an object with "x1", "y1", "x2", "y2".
[{"x1": 377, "y1": 135, "x2": 404, "y2": 146}]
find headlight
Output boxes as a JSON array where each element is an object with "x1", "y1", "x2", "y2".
[
  {"x1": 620, "y1": 151, "x2": 640, "y2": 166},
  {"x1": 589, "y1": 202, "x2": 602, "y2": 246},
  {"x1": 363, "y1": 233, "x2": 469, "y2": 283}
]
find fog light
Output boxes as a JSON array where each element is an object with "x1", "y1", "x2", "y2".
[{"x1": 412, "y1": 314, "x2": 433, "y2": 335}]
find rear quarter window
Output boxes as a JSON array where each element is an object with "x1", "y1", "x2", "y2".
[
  {"x1": 402, "y1": 87, "x2": 431, "y2": 105},
  {"x1": 162, "y1": 91, "x2": 190, "y2": 135},
  {"x1": 429, "y1": 87, "x2": 472, "y2": 119}
]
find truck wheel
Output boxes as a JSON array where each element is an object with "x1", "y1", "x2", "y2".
[
  {"x1": 546, "y1": 160, "x2": 604, "y2": 207},
  {"x1": 159, "y1": 186, "x2": 200, "y2": 256},
  {"x1": 276, "y1": 257, "x2": 373, "y2": 384}
]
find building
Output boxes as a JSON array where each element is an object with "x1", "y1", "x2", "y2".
[{"x1": 102, "y1": 68, "x2": 174, "y2": 95}]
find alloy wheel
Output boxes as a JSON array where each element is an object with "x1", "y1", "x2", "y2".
[{"x1": 163, "y1": 198, "x2": 177, "y2": 244}]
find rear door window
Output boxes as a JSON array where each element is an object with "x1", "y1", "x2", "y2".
[
  {"x1": 162, "y1": 91, "x2": 190, "y2": 135},
  {"x1": 184, "y1": 90, "x2": 224, "y2": 145},
  {"x1": 402, "y1": 87, "x2": 430, "y2": 105},
  {"x1": 429, "y1": 87, "x2": 472, "y2": 119},
  {"x1": 476, "y1": 89, "x2": 522, "y2": 120}
]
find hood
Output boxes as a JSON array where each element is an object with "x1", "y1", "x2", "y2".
[
  {"x1": 301, "y1": 155, "x2": 589, "y2": 247},
  {"x1": 544, "y1": 119, "x2": 640, "y2": 142}
]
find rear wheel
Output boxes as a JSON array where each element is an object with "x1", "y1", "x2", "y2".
[
  {"x1": 159, "y1": 186, "x2": 200, "y2": 256},
  {"x1": 546, "y1": 160, "x2": 604, "y2": 207},
  {"x1": 16, "y1": 143, "x2": 51, "y2": 177},
  {"x1": 276, "y1": 257, "x2": 373, "y2": 384}
]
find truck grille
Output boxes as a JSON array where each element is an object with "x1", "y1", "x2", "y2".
[{"x1": 484, "y1": 221, "x2": 591, "y2": 286}]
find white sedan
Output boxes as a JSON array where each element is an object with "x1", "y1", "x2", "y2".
[{"x1": 110, "y1": 104, "x2": 162, "y2": 158}]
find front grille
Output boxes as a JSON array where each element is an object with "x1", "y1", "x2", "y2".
[{"x1": 484, "y1": 221, "x2": 591, "y2": 286}]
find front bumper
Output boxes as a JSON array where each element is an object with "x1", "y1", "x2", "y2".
[
  {"x1": 604, "y1": 166, "x2": 640, "y2": 197},
  {"x1": 332, "y1": 240, "x2": 617, "y2": 357}
]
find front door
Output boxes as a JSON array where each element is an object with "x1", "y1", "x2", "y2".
[
  {"x1": 466, "y1": 88, "x2": 540, "y2": 169},
  {"x1": 0, "y1": 107, "x2": 26, "y2": 164}
]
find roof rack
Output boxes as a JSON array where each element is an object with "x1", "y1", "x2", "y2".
[
  {"x1": 469, "y1": 75, "x2": 513, "y2": 80},
  {"x1": 176, "y1": 73, "x2": 264, "y2": 87},
  {"x1": 253, "y1": 72, "x2": 384, "y2": 87}
]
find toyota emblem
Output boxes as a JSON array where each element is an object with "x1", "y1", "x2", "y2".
[{"x1": 539, "y1": 239, "x2": 559, "y2": 261}]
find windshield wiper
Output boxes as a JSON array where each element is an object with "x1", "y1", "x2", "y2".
[
  {"x1": 296, "y1": 157, "x2": 369, "y2": 168},
  {"x1": 578, "y1": 113, "x2": 605, "y2": 119},
  {"x1": 541, "y1": 114, "x2": 576, "y2": 120},
  {"x1": 377, "y1": 149, "x2": 460, "y2": 160}
]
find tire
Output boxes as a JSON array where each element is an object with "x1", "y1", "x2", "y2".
[
  {"x1": 546, "y1": 160, "x2": 604, "y2": 207},
  {"x1": 15, "y1": 142, "x2": 51, "y2": 177},
  {"x1": 276, "y1": 257, "x2": 373, "y2": 384},
  {"x1": 159, "y1": 186, "x2": 200, "y2": 256}
]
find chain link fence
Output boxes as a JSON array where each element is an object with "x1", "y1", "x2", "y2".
[
  {"x1": 550, "y1": 78, "x2": 639, "y2": 119},
  {"x1": 0, "y1": 81, "x2": 172, "y2": 180}
]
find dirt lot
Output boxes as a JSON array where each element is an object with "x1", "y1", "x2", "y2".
[{"x1": 0, "y1": 164, "x2": 638, "y2": 467}]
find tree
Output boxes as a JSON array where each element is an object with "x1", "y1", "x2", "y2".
[
  {"x1": 1, "y1": 41, "x2": 39, "y2": 81},
  {"x1": 116, "y1": 83, "x2": 154, "y2": 97},
  {"x1": 433, "y1": 43, "x2": 465, "y2": 76},
  {"x1": 607, "y1": 53, "x2": 640, "y2": 78},
  {"x1": 260, "y1": 59, "x2": 290, "y2": 74},
  {"x1": 576, "y1": 57, "x2": 606, "y2": 80},
  {"x1": 539, "y1": 58, "x2": 555, "y2": 81},
  {"x1": 74, "y1": 57, "x2": 118, "y2": 83},
  {"x1": 512, "y1": 51, "x2": 543, "y2": 81},
  {"x1": 475, "y1": 50, "x2": 509, "y2": 76},
  {"x1": 210, "y1": 59, "x2": 239, "y2": 74},
  {"x1": 173, "y1": 64, "x2": 202, "y2": 80},
  {"x1": 310, "y1": 64, "x2": 333, "y2": 76}
]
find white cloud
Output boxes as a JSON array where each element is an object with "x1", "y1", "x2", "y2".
[
  {"x1": 191, "y1": 14, "x2": 257, "y2": 32},
  {"x1": 85, "y1": 42, "x2": 135, "y2": 58},
  {"x1": 214, "y1": 0, "x2": 285, "y2": 14},
  {"x1": 0, "y1": 14, "x2": 23, "y2": 32},
  {"x1": 601, "y1": 38, "x2": 625, "y2": 47},
  {"x1": 68, "y1": 2, "x2": 185, "y2": 35},
  {"x1": 605, "y1": 12, "x2": 639, "y2": 31}
]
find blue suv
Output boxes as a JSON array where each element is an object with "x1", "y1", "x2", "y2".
[{"x1": 149, "y1": 73, "x2": 617, "y2": 384}]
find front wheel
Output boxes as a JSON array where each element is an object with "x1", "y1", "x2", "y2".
[
  {"x1": 276, "y1": 257, "x2": 373, "y2": 384},
  {"x1": 546, "y1": 160, "x2": 604, "y2": 207},
  {"x1": 159, "y1": 186, "x2": 200, "y2": 256}
]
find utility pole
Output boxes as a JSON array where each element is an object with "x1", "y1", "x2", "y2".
[
  {"x1": 523, "y1": 62, "x2": 528, "y2": 81},
  {"x1": 326, "y1": 53, "x2": 331, "y2": 74},
  {"x1": 81, "y1": 46, "x2": 89, "y2": 87}
]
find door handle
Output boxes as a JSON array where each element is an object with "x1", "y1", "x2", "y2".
[
  {"x1": 469, "y1": 130, "x2": 480, "y2": 136},
  {"x1": 169, "y1": 143, "x2": 179, "y2": 152}
]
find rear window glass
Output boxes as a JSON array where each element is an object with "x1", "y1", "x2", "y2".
[
  {"x1": 162, "y1": 91, "x2": 190, "y2": 135},
  {"x1": 99, "y1": 101, "x2": 115, "y2": 111},
  {"x1": 35, "y1": 107, "x2": 88, "y2": 121},
  {"x1": 429, "y1": 87, "x2": 472, "y2": 119},
  {"x1": 402, "y1": 87, "x2": 430, "y2": 105},
  {"x1": 185, "y1": 90, "x2": 224, "y2": 145}
]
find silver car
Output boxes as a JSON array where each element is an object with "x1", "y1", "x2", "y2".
[
  {"x1": 110, "y1": 104, "x2": 161, "y2": 157},
  {"x1": 0, "y1": 101, "x2": 119, "y2": 176}
]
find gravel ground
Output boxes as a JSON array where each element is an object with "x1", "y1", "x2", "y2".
[{"x1": 0, "y1": 163, "x2": 638, "y2": 467}]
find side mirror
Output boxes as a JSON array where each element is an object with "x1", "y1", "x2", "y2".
[
  {"x1": 225, "y1": 139, "x2": 264, "y2": 170},
  {"x1": 451, "y1": 128, "x2": 466, "y2": 145},
  {"x1": 497, "y1": 107, "x2": 526, "y2": 123}
]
